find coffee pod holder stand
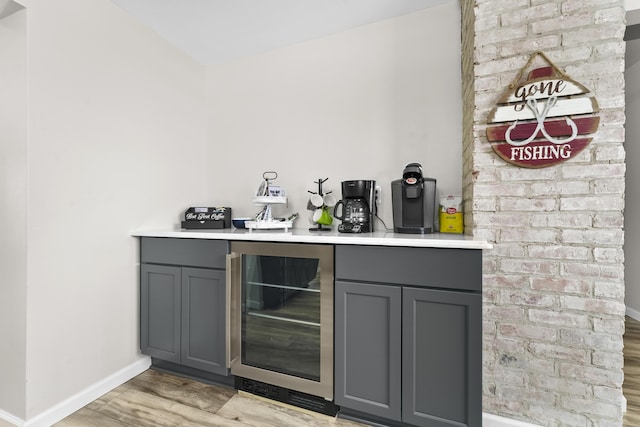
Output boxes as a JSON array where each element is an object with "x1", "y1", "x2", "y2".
[{"x1": 308, "y1": 178, "x2": 333, "y2": 232}]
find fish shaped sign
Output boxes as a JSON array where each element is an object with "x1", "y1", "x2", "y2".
[{"x1": 486, "y1": 51, "x2": 599, "y2": 168}]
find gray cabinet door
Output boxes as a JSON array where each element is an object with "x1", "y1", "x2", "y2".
[
  {"x1": 402, "y1": 287, "x2": 482, "y2": 427},
  {"x1": 334, "y1": 280, "x2": 402, "y2": 421},
  {"x1": 181, "y1": 267, "x2": 227, "y2": 375},
  {"x1": 140, "y1": 264, "x2": 181, "y2": 363}
]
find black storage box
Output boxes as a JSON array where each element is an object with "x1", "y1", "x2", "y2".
[{"x1": 181, "y1": 207, "x2": 231, "y2": 229}]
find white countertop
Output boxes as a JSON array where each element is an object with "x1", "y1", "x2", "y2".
[{"x1": 132, "y1": 227, "x2": 492, "y2": 250}]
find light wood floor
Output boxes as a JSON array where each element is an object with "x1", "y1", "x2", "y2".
[
  {"x1": 51, "y1": 316, "x2": 640, "y2": 426},
  {"x1": 54, "y1": 369, "x2": 367, "y2": 427},
  {"x1": 624, "y1": 316, "x2": 640, "y2": 427}
]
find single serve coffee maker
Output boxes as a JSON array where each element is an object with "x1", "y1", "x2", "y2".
[
  {"x1": 391, "y1": 163, "x2": 436, "y2": 233},
  {"x1": 333, "y1": 180, "x2": 375, "y2": 233}
]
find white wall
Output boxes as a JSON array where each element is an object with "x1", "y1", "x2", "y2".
[
  {"x1": 206, "y1": 2, "x2": 462, "y2": 228},
  {"x1": 16, "y1": 0, "x2": 209, "y2": 420},
  {"x1": 0, "y1": 8, "x2": 27, "y2": 421},
  {"x1": 626, "y1": 39, "x2": 640, "y2": 317},
  {"x1": 627, "y1": 0, "x2": 640, "y2": 12}
]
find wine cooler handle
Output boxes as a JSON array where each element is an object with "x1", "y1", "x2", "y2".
[{"x1": 226, "y1": 252, "x2": 241, "y2": 369}]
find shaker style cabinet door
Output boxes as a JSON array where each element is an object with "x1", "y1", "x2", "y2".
[
  {"x1": 181, "y1": 267, "x2": 227, "y2": 375},
  {"x1": 334, "y1": 280, "x2": 402, "y2": 421},
  {"x1": 402, "y1": 287, "x2": 482, "y2": 427},
  {"x1": 140, "y1": 263, "x2": 181, "y2": 363}
]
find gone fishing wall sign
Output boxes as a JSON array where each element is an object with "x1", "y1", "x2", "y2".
[{"x1": 486, "y1": 51, "x2": 600, "y2": 168}]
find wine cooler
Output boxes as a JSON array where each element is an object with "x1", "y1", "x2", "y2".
[{"x1": 227, "y1": 241, "x2": 335, "y2": 413}]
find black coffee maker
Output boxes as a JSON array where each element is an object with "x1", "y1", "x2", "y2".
[
  {"x1": 391, "y1": 163, "x2": 436, "y2": 233},
  {"x1": 333, "y1": 180, "x2": 375, "y2": 233}
]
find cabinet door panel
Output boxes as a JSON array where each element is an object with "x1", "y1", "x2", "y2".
[
  {"x1": 140, "y1": 264, "x2": 181, "y2": 362},
  {"x1": 335, "y1": 281, "x2": 402, "y2": 421},
  {"x1": 402, "y1": 288, "x2": 481, "y2": 427},
  {"x1": 182, "y1": 267, "x2": 227, "y2": 374}
]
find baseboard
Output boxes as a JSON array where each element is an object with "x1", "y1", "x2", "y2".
[
  {"x1": 23, "y1": 356, "x2": 151, "y2": 427},
  {"x1": 0, "y1": 409, "x2": 24, "y2": 427},
  {"x1": 627, "y1": 306, "x2": 640, "y2": 321},
  {"x1": 483, "y1": 413, "x2": 543, "y2": 427}
]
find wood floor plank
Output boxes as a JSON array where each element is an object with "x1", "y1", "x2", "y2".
[
  {"x1": 217, "y1": 394, "x2": 363, "y2": 427},
  {"x1": 125, "y1": 369, "x2": 236, "y2": 413},
  {"x1": 54, "y1": 408, "x2": 129, "y2": 427},
  {"x1": 624, "y1": 316, "x2": 640, "y2": 427},
  {"x1": 93, "y1": 389, "x2": 248, "y2": 427},
  {"x1": 85, "y1": 385, "x2": 134, "y2": 412}
]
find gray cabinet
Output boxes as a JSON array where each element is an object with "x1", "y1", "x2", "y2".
[
  {"x1": 335, "y1": 245, "x2": 482, "y2": 427},
  {"x1": 140, "y1": 237, "x2": 228, "y2": 376}
]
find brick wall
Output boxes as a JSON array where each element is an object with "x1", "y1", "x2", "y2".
[{"x1": 462, "y1": 0, "x2": 627, "y2": 425}]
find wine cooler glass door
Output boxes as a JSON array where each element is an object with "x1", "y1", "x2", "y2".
[
  {"x1": 242, "y1": 254, "x2": 320, "y2": 380},
  {"x1": 229, "y1": 242, "x2": 333, "y2": 400}
]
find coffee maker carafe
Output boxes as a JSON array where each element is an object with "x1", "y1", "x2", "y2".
[
  {"x1": 333, "y1": 180, "x2": 375, "y2": 233},
  {"x1": 391, "y1": 163, "x2": 436, "y2": 233}
]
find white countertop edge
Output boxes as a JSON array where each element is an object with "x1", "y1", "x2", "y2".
[{"x1": 131, "y1": 228, "x2": 493, "y2": 250}]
